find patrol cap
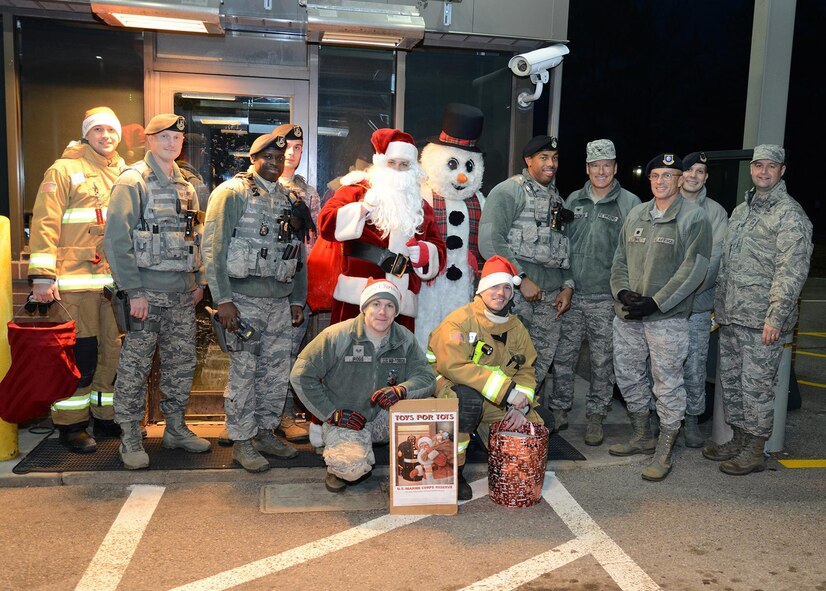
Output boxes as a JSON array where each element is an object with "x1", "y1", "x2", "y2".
[
  {"x1": 645, "y1": 153, "x2": 683, "y2": 176},
  {"x1": 272, "y1": 123, "x2": 303, "y2": 141},
  {"x1": 683, "y1": 151, "x2": 708, "y2": 170},
  {"x1": 359, "y1": 277, "x2": 401, "y2": 317},
  {"x1": 145, "y1": 114, "x2": 186, "y2": 135},
  {"x1": 249, "y1": 132, "x2": 287, "y2": 157},
  {"x1": 586, "y1": 139, "x2": 616, "y2": 163},
  {"x1": 751, "y1": 144, "x2": 785, "y2": 164},
  {"x1": 522, "y1": 135, "x2": 559, "y2": 159}
]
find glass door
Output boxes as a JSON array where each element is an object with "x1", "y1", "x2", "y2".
[{"x1": 150, "y1": 73, "x2": 310, "y2": 421}]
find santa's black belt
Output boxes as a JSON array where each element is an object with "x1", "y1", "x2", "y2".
[{"x1": 348, "y1": 241, "x2": 410, "y2": 277}]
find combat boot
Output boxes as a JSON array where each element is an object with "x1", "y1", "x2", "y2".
[
  {"x1": 119, "y1": 421, "x2": 149, "y2": 470},
  {"x1": 682, "y1": 414, "x2": 704, "y2": 448},
  {"x1": 642, "y1": 429, "x2": 679, "y2": 481},
  {"x1": 58, "y1": 423, "x2": 96, "y2": 454},
  {"x1": 92, "y1": 418, "x2": 122, "y2": 439},
  {"x1": 720, "y1": 434, "x2": 767, "y2": 476},
  {"x1": 584, "y1": 414, "x2": 605, "y2": 446},
  {"x1": 702, "y1": 425, "x2": 745, "y2": 461},
  {"x1": 553, "y1": 409, "x2": 569, "y2": 431},
  {"x1": 161, "y1": 413, "x2": 211, "y2": 453},
  {"x1": 608, "y1": 412, "x2": 656, "y2": 456},
  {"x1": 253, "y1": 429, "x2": 299, "y2": 459},
  {"x1": 325, "y1": 471, "x2": 347, "y2": 493},
  {"x1": 276, "y1": 415, "x2": 310, "y2": 443},
  {"x1": 457, "y1": 465, "x2": 473, "y2": 501},
  {"x1": 233, "y1": 439, "x2": 270, "y2": 473},
  {"x1": 649, "y1": 412, "x2": 660, "y2": 438}
]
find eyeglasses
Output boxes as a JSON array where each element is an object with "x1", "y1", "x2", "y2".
[{"x1": 648, "y1": 172, "x2": 681, "y2": 181}]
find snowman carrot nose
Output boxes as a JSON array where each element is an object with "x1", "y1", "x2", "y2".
[{"x1": 456, "y1": 173, "x2": 468, "y2": 184}]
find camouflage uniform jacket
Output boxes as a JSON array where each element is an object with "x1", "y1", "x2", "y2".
[
  {"x1": 564, "y1": 180, "x2": 640, "y2": 295},
  {"x1": 28, "y1": 142, "x2": 125, "y2": 292},
  {"x1": 611, "y1": 195, "x2": 711, "y2": 321},
  {"x1": 290, "y1": 315, "x2": 436, "y2": 423},
  {"x1": 683, "y1": 187, "x2": 728, "y2": 313},
  {"x1": 715, "y1": 180, "x2": 812, "y2": 332},
  {"x1": 202, "y1": 168, "x2": 307, "y2": 306},
  {"x1": 427, "y1": 297, "x2": 537, "y2": 406},
  {"x1": 103, "y1": 151, "x2": 204, "y2": 298},
  {"x1": 479, "y1": 169, "x2": 573, "y2": 292}
]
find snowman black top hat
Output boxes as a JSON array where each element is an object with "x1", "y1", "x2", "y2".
[{"x1": 429, "y1": 103, "x2": 484, "y2": 153}]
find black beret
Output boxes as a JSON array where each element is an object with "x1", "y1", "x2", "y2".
[
  {"x1": 522, "y1": 135, "x2": 559, "y2": 159},
  {"x1": 272, "y1": 123, "x2": 303, "y2": 140},
  {"x1": 249, "y1": 132, "x2": 287, "y2": 156},
  {"x1": 645, "y1": 153, "x2": 683, "y2": 176},
  {"x1": 682, "y1": 151, "x2": 708, "y2": 170},
  {"x1": 145, "y1": 114, "x2": 186, "y2": 135}
]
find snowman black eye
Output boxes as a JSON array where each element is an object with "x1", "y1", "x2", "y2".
[
  {"x1": 465, "y1": 160, "x2": 475, "y2": 173},
  {"x1": 447, "y1": 158, "x2": 459, "y2": 171}
]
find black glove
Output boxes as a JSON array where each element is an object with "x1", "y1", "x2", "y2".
[
  {"x1": 370, "y1": 385, "x2": 407, "y2": 409},
  {"x1": 327, "y1": 408, "x2": 366, "y2": 431},
  {"x1": 617, "y1": 289, "x2": 642, "y2": 307},
  {"x1": 557, "y1": 207, "x2": 575, "y2": 224},
  {"x1": 624, "y1": 296, "x2": 659, "y2": 320}
]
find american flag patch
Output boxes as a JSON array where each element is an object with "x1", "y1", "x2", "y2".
[
  {"x1": 449, "y1": 332, "x2": 464, "y2": 343},
  {"x1": 40, "y1": 182, "x2": 57, "y2": 193}
]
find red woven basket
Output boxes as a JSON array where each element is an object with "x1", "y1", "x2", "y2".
[{"x1": 488, "y1": 420, "x2": 550, "y2": 507}]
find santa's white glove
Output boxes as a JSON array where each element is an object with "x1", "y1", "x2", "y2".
[{"x1": 405, "y1": 238, "x2": 429, "y2": 268}]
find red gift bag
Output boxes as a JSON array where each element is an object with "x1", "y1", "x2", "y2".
[
  {"x1": 0, "y1": 302, "x2": 80, "y2": 424},
  {"x1": 306, "y1": 236, "x2": 343, "y2": 313},
  {"x1": 488, "y1": 420, "x2": 550, "y2": 508}
]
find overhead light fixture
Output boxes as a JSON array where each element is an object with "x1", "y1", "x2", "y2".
[
  {"x1": 306, "y1": 1, "x2": 424, "y2": 50},
  {"x1": 91, "y1": 0, "x2": 224, "y2": 35}
]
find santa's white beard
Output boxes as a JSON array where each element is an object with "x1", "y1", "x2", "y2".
[{"x1": 365, "y1": 165, "x2": 425, "y2": 239}]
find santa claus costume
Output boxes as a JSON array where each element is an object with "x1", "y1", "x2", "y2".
[
  {"x1": 416, "y1": 103, "x2": 486, "y2": 349},
  {"x1": 317, "y1": 128, "x2": 446, "y2": 332}
]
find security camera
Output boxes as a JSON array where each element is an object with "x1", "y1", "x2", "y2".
[{"x1": 508, "y1": 44, "x2": 569, "y2": 77}]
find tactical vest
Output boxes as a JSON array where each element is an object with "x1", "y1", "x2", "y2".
[
  {"x1": 225, "y1": 172, "x2": 300, "y2": 283},
  {"x1": 129, "y1": 161, "x2": 202, "y2": 273},
  {"x1": 506, "y1": 175, "x2": 570, "y2": 269}
]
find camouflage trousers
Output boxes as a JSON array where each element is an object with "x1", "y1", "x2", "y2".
[
  {"x1": 613, "y1": 316, "x2": 689, "y2": 432},
  {"x1": 685, "y1": 311, "x2": 712, "y2": 416},
  {"x1": 718, "y1": 323, "x2": 785, "y2": 437},
  {"x1": 50, "y1": 291, "x2": 120, "y2": 426},
  {"x1": 321, "y1": 410, "x2": 389, "y2": 481},
  {"x1": 224, "y1": 292, "x2": 292, "y2": 441},
  {"x1": 114, "y1": 291, "x2": 195, "y2": 423},
  {"x1": 551, "y1": 293, "x2": 616, "y2": 415},
  {"x1": 513, "y1": 287, "x2": 562, "y2": 409}
]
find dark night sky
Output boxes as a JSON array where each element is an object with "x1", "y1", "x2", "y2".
[{"x1": 555, "y1": 0, "x2": 821, "y2": 241}]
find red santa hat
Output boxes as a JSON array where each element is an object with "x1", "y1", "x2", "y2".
[
  {"x1": 476, "y1": 255, "x2": 522, "y2": 295},
  {"x1": 82, "y1": 106, "x2": 122, "y2": 142},
  {"x1": 418, "y1": 436, "x2": 433, "y2": 448},
  {"x1": 359, "y1": 277, "x2": 402, "y2": 316},
  {"x1": 371, "y1": 128, "x2": 418, "y2": 167}
]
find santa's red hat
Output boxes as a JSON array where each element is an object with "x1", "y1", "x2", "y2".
[
  {"x1": 371, "y1": 128, "x2": 418, "y2": 166},
  {"x1": 418, "y1": 436, "x2": 433, "y2": 448},
  {"x1": 359, "y1": 277, "x2": 402, "y2": 316},
  {"x1": 476, "y1": 255, "x2": 521, "y2": 295}
]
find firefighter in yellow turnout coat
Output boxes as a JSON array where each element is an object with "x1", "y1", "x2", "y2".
[
  {"x1": 28, "y1": 107, "x2": 125, "y2": 453},
  {"x1": 427, "y1": 255, "x2": 546, "y2": 500}
]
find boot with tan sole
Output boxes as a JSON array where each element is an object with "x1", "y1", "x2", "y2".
[
  {"x1": 642, "y1": 429, "x2": 679, "y2": 481},
  {"x1": 608, "y1": 411, "x2": 656, "y2": 456},
  {"x1": 119, "y1": 421, "x2": 149, "y2": 470},
  {"x1": 702, "y1": 425, "x2": 745, "y2": 461},
  {"x1": 720, "y1": 434, "x2": 767, "y2": 476}
]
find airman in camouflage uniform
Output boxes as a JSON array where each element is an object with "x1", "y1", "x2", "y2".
[
  {"x1": 610, "y1": 153, "x2": 711, "y2": 482},
  {"x1": 203, "y1": 130, "x2": 307, "y2": 472},
  {"x1": 551, "y1": 139, "x2": 640, "y2": 445},
  {"x1": 478, "y1": 136, "x2": 574, "y2": 426},
  {"x1": 679, "y1": 151, "x2": 729, "y2": 448},
  {"x1": 104, "y1": 114, "x2": 211, "y2": 470},
  {"x1": 704, "y1": 144, "x2": 812, "y2": 476}
]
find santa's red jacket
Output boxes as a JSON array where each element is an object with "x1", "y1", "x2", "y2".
[{"x1": 318, "y1": 176, "x2": 446, "y2": 330}]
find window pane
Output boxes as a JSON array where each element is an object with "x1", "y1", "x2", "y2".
[
  {"x1": 404, "y1": 49, "x2": 512, "y2": 191},
  {"x1": 317, "y1": 46, "x2": 395, "y2": 201},
  {"x1": 19, "y1": 18, "x2": 143, "y2": 238}
]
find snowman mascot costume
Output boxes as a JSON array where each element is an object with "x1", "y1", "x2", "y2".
[{"x1": 416, "y1": 103, "x2": 486, "y2": 350}]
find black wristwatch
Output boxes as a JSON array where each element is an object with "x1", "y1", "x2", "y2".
[{"x1": 516, "y1": 272, "x2": 527, "y2": 288}]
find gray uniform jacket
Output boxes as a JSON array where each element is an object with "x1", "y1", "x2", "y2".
[
  {"x1": 715, "y1": 180, "x2": 812, "y2": 333},
  {"x1": 290, "y1": 315, "x2": 436, "y2": 423},
  {"x1": 682, "y1": 187, "x2": 728, "y2": 313},
  {"x1": 478, "y1": 168, "x2": 572, "y2": 291},
  {"x1": 611, "y1": 195, "x2": 712, "y2": 321},
  {"x1": 564, "y1": 180, "x2": 640, "y2": 295}
]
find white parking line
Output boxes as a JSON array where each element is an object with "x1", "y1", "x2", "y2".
[{"x1": 75, "y1": 485, "x2": 166, "y2": 591}]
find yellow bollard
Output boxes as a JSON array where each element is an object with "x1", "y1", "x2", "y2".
[{"x1": 0, "y1": 216, "x2": 19, "y2": 461}]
